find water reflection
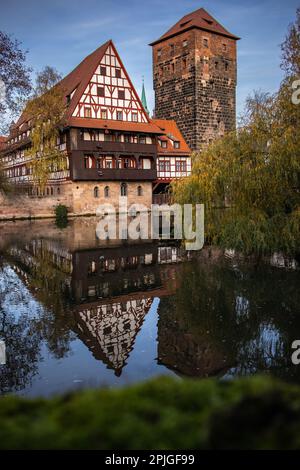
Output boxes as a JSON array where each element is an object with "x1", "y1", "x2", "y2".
[{"x1": 0, "y1": 217, "x2": 299, "y2": 396}]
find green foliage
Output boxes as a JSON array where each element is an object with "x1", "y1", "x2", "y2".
[
  {"x1": 1, "y1": 376, "x2": 300, "y2": 449},
  {"x1": 54, "y1": 204, "x2": 68, "y2": 228},
  {"x1": 173, "y1": 9, "x2": 300, "y2": 255}
]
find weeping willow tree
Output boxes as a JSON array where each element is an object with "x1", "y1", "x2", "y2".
[
  {"x1": 173, "y1": 9, "x2": 300, "y2": 255},
  {"x1": 25, "y1": 66, "x2": 67, "y2": 191}
]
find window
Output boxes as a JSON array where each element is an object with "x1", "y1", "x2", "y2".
[
  {"x1": 57, "y1": 187, "x2": 60, "y2": 195},
  {"x1": 183, "y1": 40, "x2": 188, "y2": 48},
  {"x1": 171, "y1": 62, "x2": 175, "y2": 73},
  {"x1": 159, "y1": 140, "x2": 167, "y2": 148},
  {"x1": 84, "y1": 107, "x2": 92, "y2": 118},
  {"x1": 170, "y1": 44, "x2": 174, "y2": 55},
  {"x1": 84, "y1": 155, "x2": 94, "y2": 169},
  {"x1": 115, "y1": 68, "x2": 121, "y2": 78},
  {"x1": 203, "y1": 38, "x2": 208, "y2": 48},
  {"x1": 97, "y1": 86, "x2": 105, "y2": 97},
  {"x1": 117, "y1": 111, "x2": 123, "y2": 121},
  {"x1": 118, "y1": 89, "x2": 125, "y2": 100},
  {"x1": 132, "y1": 112, "x2": 138, "y2": 122},
  {"x1": 120, "y1": 183, "x2": 127, "y2": 196},
  {"x1": 139, "y1": 135, "x2": 146, "y2": 144},
  {"x1": 123, "y1": 158, "x2": 132, "y2": 168},
  {"x1": 157, "y1": 49, "x2": 162, "y2": 58},
  {"x1": 94, "y1": 186, "x2": 99, "y2": 198},
  {"x1": 174, "y1": 141, "x2": 180, "y2": 149},
  {"x1": 137, "y1": 185, "x2": 143, "y2": 196},
  {"x1": 100, "y1": 66, "x2": 106, "y2": 75},
  {"x1": 176, "y1": 160, "x2": 187, "y2": 172},
  {"x1": 104, "y1": 186, "x2": 110, "y2": 198},
  {"x1": 225, "y1": 62, "x2": 229, "y2": 71},
  {"x1": 215, "y1": 61, "x2": 219, "y2": 70},
  {"x1": 124, "y1": 134, "x2": 131, "y2": 143},
  {"x1": 223, "y1": 43, "x2": 227, "y2": 52},
  {"x1": 101, "y1": 109, "x2": 107, "y2": 119},
  {"x1": 182, "y1": 58, "x2": 187, "y2": 70},
  {"x1": 159, "y1": 160, "x2": 170, "y2": 172}
]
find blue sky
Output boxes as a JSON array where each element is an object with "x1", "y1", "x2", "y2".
[{"x1": 1, "y1": 0, "x2": 299, "y2": 118}]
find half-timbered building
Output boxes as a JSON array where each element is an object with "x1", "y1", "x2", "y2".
[{"x1": 0, "y1": 39, "x2": 191, "y2": 214}]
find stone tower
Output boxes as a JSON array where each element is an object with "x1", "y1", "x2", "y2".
[{"x1": 150, "y1": 8, "x2": 239, "y2": 151}]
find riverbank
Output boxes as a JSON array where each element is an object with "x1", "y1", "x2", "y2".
[{"x1": 1, "y1": 375, "x2": 300, "y2": 449}]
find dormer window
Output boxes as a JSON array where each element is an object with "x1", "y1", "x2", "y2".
[
  {"x1": 174, "y1": 141, "x2": 180, "y2": 149},
  {"x1": 159, "y1": 140, "x2": 167, "y2": 148}
]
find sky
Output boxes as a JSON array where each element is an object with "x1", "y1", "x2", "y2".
[{"x1": 0, "y1": 0, "x2": 299, "y2": 118}]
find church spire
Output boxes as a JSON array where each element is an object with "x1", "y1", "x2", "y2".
[{"x1": 141, "y1": 77, "x2": 149, "y2": 115}]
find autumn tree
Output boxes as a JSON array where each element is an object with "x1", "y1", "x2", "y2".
[
  {"x1": 25, "y1": 66, "x2": 67, "y2": 191},
  {"x1": 281, "y1": 7, "x2": 300, "y2": 76},
  {"x1": 0, "y1": 32, "x2": 32, "y2": 133}
]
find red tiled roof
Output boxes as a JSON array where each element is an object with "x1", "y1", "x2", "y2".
[
  {"x1": 14, "y1": 39, "x2": 156, "y2": 136},
  {"x1": 152, "y1": 119, "x2": 191, "y2": 155},
  {"x1": 150, "y1": 8, "x2": 240, "y2": 45},
  {"x1": 16, "y1": 40, "x2": 111, "y2": 128},
  {"x1": 68, "y1": 117, "x2": 163, "y2": 134}
]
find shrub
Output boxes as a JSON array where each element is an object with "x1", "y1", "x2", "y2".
[{"x1": 1, "y1": 376, "x2": 300, "y2": 449}]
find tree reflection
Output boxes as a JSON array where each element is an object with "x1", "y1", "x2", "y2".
[{"x1": 158, "y1": 257, "x2": 300, "y2": 383}]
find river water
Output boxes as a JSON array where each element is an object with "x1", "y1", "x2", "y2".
[{"x1": 0, "y1": 217, "x2": 299, "y2": 397}]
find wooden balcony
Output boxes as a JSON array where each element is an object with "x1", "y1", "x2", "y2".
[
  {"x1": 71, "y1": 148, "x2": 157, "y2": 181},
  {"x1": 76, "y1": 140, "x2": 157, "y2": 156}
]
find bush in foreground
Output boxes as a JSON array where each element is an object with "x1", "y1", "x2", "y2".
[{"x1": 1, "y1": 376, "x2": 300, "y2": 449}]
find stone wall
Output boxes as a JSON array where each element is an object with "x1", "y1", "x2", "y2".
[
  {"x1": 152, "y1": 28, "x2": 237, "y2": 151},
  {"x1": 0, "y1": 181, "x2": 153, "y2": 220},
  {"x1": 72, "y1": 181, "x2": 153, "y2": 214}
]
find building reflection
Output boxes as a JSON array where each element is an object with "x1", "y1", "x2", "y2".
[{"x1": 1, "y1": 218, "x2": 187, "y2": 378}]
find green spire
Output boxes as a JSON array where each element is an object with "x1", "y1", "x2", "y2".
[{"x1": 141, "y1": 77, "x2": 149, "y2": 115}]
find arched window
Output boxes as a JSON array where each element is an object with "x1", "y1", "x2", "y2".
[
  {"x1": 137, "y1": 185, "x2": 143, "y2": 197},
  {"x1": 50, "y1": 187, "x2": 54, "y2": 196},
  {"x1": 104, "y1": 186, "x2": 110, "y2": 198},
  {"x1": 46, "y1": 187, "x2": 49, "y2": 196},
  {"x1": 94, "y1": 186, "x2": 99, "y2": 198},
  {"x1": 120, "y1": 183, "x2": 127, "y2": 196}
]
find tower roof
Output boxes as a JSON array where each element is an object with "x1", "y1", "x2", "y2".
[
  {"x1": 149, "y1": 7, "x2": 240, "y2": 45},
  {"x1": 141, "y1": 79, "x2": 149, "y2": 115}
]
